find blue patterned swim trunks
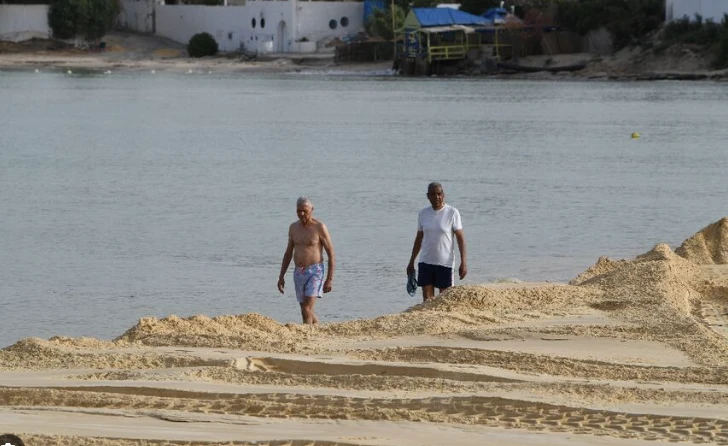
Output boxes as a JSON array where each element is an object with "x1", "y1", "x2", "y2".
[{"x1": 293, "y1": 262, "x2": 324, "y2": 303}]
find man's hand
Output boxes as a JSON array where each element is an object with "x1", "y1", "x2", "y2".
[
  {"x1": 277, "y1": 277, "x2": 285, "y2": 294},
  {"x1": 406, "y1": 263, "x2": 415, "y2": 276},
  {"x1": 323, "y1": 278, "x2": 333, "y2": 293},
  {"x1": 459, "y1": 263, "x2": 468, "y2": 280}
]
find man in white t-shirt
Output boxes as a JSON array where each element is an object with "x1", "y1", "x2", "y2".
[{"x1": 406, "y1": 182, "x2": 468, "y2": 302}]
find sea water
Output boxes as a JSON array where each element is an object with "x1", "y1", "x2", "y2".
[{"x1": 1, "y1": 70, "x2": 728, "y2": 347}]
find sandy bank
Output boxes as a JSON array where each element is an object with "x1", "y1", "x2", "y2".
[
  {"x1": 0, "y1": 31, "x2": 393, "y2": 75},
  {"x1": 2, "y1": 218, "x2": 728, "y2": 445},
  {"x1": 4, "y1": 31, "x2": 728, "y2": 80}
]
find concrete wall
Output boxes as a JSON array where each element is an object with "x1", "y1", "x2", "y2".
[
  {"x1": 117, "y1": 0, "x2": 363, "y2": 53},
  {"x1": 119, "y1": 0, "x2": 155, "y2": 33},
  {"x1": 154, "y1": 3, "x2": 292, "y2": 53},
  {"x1": 667, "y1": 0, "x2": 728, "y2": 22},
  {"x1": 0, "y1": 5, "x2": 50, "y2": 42},
  {"x1": 296, "y1": 2, "x2": 363, "y2": 46}
]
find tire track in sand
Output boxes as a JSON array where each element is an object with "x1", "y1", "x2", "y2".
[{"x1": 2, "y1": 387, "x2": 727, "y2": 444}]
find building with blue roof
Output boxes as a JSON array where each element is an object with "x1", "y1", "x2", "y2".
[{"x1": 396, "y1": 7, "x2": 498, "y2": 74}]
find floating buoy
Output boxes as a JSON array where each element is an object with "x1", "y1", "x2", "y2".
[
  {"x1": 67, "y1": 70, "x2": 72, "y2": 74},
  {"x1": 631, "y1": 132, "x2": 640, "y2": 139},
  {"x1": 151, "y1": 70, "x2": 155, "y2": 74}
]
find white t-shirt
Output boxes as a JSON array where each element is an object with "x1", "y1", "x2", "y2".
[{"x1": 417, "y1": 204, "x2": 463, "y2": 268}]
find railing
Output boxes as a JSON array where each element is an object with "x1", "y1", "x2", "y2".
[{"x1": 428, "y1": 44, "x2": 466, "y2": 62}]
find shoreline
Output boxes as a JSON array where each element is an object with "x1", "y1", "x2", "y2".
[
  {"x1": 3, "y1": 31, "x2": 728, "y2": 80},
  {"x1": 2, "y1": 51, "x2": 727, "y2": 81}
]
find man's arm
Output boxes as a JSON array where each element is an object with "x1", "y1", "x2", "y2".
[
  {"x1": 407, "y1": 231, "x2": 424, "y2": 275},
  {"x1": 319, "y1": 222, "x2": 335, "y2": 293},
  {"x1": 454, "y1": 229, "x2": 467, "y2": 280},
  {"x1": 277, "y1": 227, "x2": 294, "y2": 294}
]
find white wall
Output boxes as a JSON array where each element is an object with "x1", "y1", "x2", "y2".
[
  {"x1": 668, "y1": 0, "x2": 728, "y2": 22},
  {"x1": 155, "y1": 3, "x2": 292, "y2": 53},
  {"x1": 0, "y1": 5, "x2": 50, "y2": 42},
  {"x1": 119, "y1": 0, "x2": 155, "y2": 33},
  {"x1": 118, "y1": 0, "x2": 363, "y2": 53},
  {"x1": 296, "y1": 2, "x2": 363, "y2": 46}
]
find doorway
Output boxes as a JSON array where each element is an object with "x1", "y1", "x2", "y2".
[{"x1": 276, "y1": 20, "x2": 288, "y2": 53}]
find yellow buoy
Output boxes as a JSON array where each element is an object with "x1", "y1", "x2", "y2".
[{"x1": 631, "y1": 132, "x2": 640, "y2": 139}]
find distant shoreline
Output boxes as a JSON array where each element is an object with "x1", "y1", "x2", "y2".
[{"x1": 1, "y1": 52, "x2": 728, "y2": 81}]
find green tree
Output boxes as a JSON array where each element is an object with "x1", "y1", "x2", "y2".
[
  {"x1": 47, "y1": 0, "x2": 119, "y2": 42},
  {"x1": 81, "y1": 0, "x2": 119, "y2": 42},
  {"x1": 556, "y1": 0, "x2": 663, "y2": 48},
  {"x1": 48, "y1": 0, "x2": 82, "y2": 39},
  {"x1": 365, "y1": 5, "x2": 406, "y2": 41}
]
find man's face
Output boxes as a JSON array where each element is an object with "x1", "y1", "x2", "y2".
[
  {"x1": 297, "y1": 203, "x2": 313, "y2": 224},
  {"x1": 427, "y1": 186, "x2": 444, "y2": 209}
]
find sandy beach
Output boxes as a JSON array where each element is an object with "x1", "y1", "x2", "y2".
[
  {"x1": 2, "y1": 217, "x2": 728, "y2": 445},
  {"x1": 0, "y1": 31, "x2": 394, "y2": 75}
]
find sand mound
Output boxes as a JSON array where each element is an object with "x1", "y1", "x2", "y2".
[
  {"x1": 0, "y1": 337, "x2": 225, "y2": 370},
  {"x1": 113, "y1": 313, "x2": 306, "y2": 350},
  {"x1": 572, "y1": 243, "x2": 699, "y2": 317},
  {"x1": 416, "y1": 284, "x2": 599, "y2": 315},
  {"x1": 118, "y1": 313, "x2": 285, "y2": 341},
  {"x1": 566, "y1": 243, "x2": 728, "y2": 365},
  {"x1": 676, "y1": 217, "x2": 728, "y2": 264}
]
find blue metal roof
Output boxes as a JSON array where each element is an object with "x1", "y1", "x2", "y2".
[{"x1": 412, "y1": 8, "x2": 491, "y2": 27}]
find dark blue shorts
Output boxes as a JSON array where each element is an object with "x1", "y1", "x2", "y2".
[{"x1": 418, "y1": 262, "x2": 454, "y2": 289}]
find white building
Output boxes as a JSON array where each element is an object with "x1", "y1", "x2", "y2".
[
  {"x1": 666, "y1": 0, "x2": 728, "y2": 22},
  {"x1": 0, "y1": 4, "x2": 50, "y2": 42},
  {"x1": 118, "y1": 0, "x2": 364, "y2": 53}
]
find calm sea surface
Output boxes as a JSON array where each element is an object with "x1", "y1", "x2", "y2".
[{"x1": 1, "y1": 69, "x2": 728, "y2": 347}]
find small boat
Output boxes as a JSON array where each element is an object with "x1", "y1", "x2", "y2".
[{"x1": 497, "y1": 61, "x2": 587, "y2": 73}]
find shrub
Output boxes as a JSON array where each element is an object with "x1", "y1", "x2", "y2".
[
  {"x1": 715, "y1": 32, "x2": 728, "y2": 69},
  {"x1": 187, "y1": 32, "x2": 219, "y2": 58}
]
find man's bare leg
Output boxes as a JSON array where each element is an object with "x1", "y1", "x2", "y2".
[
  {"x1": 300, "y1": 296, "x2": 318, "y2": 324},
  {"x1": 421, "y1": 285, "x2": 435, "y2": 302}
]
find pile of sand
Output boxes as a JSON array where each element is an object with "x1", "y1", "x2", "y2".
[
  {"x1": 113, "y1": 313, "x2": 312, "y2": 352},
  {"x1": 676, "y1": 217, "x2": 728, "y2": 264},
  {"x1": 0, "y1": 337, "x2": 228, "y2": 371}
]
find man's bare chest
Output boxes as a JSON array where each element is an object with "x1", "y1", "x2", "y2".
[{"x1": 292, "y1": 228, "x2": 320, "y2": 246}]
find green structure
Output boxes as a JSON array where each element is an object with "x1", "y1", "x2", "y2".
[{"x1": 395, "y1": 8, "x2": 491, "y2": 74}]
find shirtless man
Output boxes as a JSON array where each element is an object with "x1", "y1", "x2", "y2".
[{"x1": 277, "y1": 196, "x2": 335, "y2": 324}]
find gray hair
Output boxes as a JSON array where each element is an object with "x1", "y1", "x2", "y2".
[
  {"x1": 296, "y1": 196, "x2": 313, "y2": 208},
  {"x1": 427, "y1": 182, "x2": 443, "y2": 192}
]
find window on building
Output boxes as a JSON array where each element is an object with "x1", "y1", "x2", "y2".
[
  {"x1": 252, "y1": 18, "x2": 256, "y2": 28},
  {"x1": 340, "y1": 17, "x2": 349, "y2": 27},
  {"x1": 329, "y1": 19, "x2": 337, "y2": 30}
]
